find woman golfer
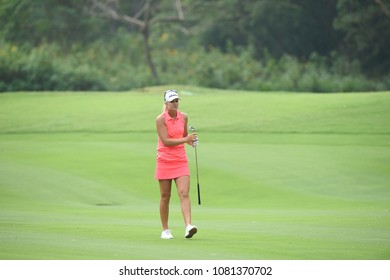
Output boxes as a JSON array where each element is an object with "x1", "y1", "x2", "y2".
[{"x1": 155, "y1": 89, "x2": 198, "y2": 239}]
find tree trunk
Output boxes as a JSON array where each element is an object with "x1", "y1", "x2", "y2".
[
  {"x1": 142, "y1": 0, "x2": 159, "y2": 83},
  {"x1": 142, "y1": 26, "x2": 160, "y2": 83},
  {"x1": 374, "y1": 0, "x2": 390, "y2": 17}
]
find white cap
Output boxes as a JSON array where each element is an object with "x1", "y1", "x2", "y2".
[{"x1": 164, "y1": 90, "x2": 180, "y2": 102}]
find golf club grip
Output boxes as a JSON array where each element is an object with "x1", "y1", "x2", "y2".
[{"x1": 197, "y1": 183, "x2": 201, "y2": 205}]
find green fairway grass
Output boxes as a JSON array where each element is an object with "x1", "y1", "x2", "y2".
[{"x1": 0, "y1": 87, "x2": 389, "y2": 259}]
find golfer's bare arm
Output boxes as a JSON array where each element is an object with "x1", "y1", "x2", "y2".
[{"x1": 156, "y1": 113, "x2": 197, "y2": 146}]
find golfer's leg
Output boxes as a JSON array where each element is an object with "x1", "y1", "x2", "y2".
[
  {"x1": 159, "y1": 179, "x2": 172, "y2": 230},
  {"x1": 175, "y1": 176, "x2": 191, "y2": 226}
]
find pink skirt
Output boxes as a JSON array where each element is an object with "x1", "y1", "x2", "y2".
[{"x1": 155, "y1": 154, "x2": 190, "y2": 180}]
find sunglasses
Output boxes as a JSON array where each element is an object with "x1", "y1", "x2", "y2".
[{"x1": 169, "y1": 99, "x2": 179, "y2": 103}]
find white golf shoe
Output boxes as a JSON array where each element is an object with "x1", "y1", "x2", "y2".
[
  {"x1": 185, "y1": 224, "x2": 198, "y2": 238},
  {"x1": 161, "y1": 229, "x2": 173, "y2": 239}
]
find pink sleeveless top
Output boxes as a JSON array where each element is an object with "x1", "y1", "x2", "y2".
[{"x1": 155, "y1": 110, "x2": 189, "y2": 179}]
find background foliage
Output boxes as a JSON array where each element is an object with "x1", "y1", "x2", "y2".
[{"x1": 0, "y1": 0, "x2": 389, "y2": 92}]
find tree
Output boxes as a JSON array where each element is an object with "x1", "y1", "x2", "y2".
[
  {"x1": 334, "y1": 0, "x2": 390, "y2": 76},
  {"x1": 87, "y1": 0, "x2": 197, "y2": 83},
  {"x1": 197, "y1": 0, "x2": 341, "y2": 60},
  {"x1": 0, "y1": 0, "x2": 110, "y2": 46},
  {"x1": 374, "y1": 0, "x2": 390, "y2": 17}
]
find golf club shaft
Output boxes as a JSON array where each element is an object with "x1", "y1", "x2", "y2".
[{"x1": 195, "y1": 146, "x2": 201, "y2": 205}]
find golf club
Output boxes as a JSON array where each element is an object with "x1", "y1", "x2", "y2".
[{"x1": 189, "y1": 126, "x2": 201, "y2": 205}]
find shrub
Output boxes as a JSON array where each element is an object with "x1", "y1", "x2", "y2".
[{"x1": 1, "y1": 36, "x2": 388, "y2": 93}]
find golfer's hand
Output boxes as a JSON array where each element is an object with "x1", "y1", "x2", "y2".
[
  {"x1": 187, "y1": 133, "x2": 198, "y2": 145},
  {"x1": 192, "y1": 138, "x2": 199, "y2": 147},
  {"x1": 189, "y1": 133, "x2": 199, "y2": 147}
]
